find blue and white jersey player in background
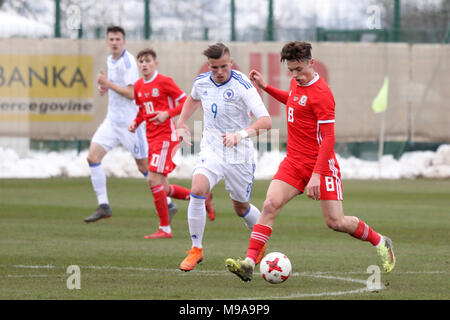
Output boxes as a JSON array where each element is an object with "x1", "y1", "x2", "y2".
[
  {"x1": 177, "y1": 43, "x2": 272, "y2": 271},
  {"x1": 84, "y1": 26, "x2": 177, "y2": 223}
]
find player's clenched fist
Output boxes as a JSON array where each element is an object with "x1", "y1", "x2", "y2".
[
  {"x1": 98, "y1": 85, "x2": 107, "y2": 96},
  {"x1": 249, "y1": 69, "x2": 267, "y2": 90},
  {"x1": 306, "y1": 173, "x2": 321, "y2": 201},
  {"x1": 176, "y1": 120, "x2": 192, "y2": 147},
  {"x1": 128, "y1": 121, "x2": 137, "y2": 133},
  {"x1": 221, "y1": 132, "x2": 243, "y2": 148}
]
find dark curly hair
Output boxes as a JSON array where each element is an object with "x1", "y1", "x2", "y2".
[{"x1": 280, "y1": 41, "x2": 312, "y2": 62}]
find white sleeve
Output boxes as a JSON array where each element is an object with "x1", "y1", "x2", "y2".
[
  {"x1": 190, "y1": 82, "x2": 201, "y2": 101},
  {"x1": 242, "y1": 86, "x2": 270, "y2": 119},
  {"x1": 123, "y1": 58, "x2": 140, "y2": 86}
]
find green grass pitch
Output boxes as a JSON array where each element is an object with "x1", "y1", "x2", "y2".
[{"x1": 0, "y1": 178, "x2": 449, "y2": 300}]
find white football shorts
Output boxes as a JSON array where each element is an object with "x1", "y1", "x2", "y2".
[
  {"x1": 193, "y1": 149, "x2": 256, "y2": 203},
  {"x1": 91, "y1": 119, "x2": 148, "y2": 159}
]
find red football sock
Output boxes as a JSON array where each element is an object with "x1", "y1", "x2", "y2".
[
  {"x1": 246, "y1": 224, "x2": 272, "y2": 263},
  {"x1": 351, "y1": 218, "x2": 381, "y2": 246},
  {"x1": 168, "y1": 184, "x2": 191, "y2": 200},
  {"x1": 151, "y1": 184, "x2": 169, "y2": 227}
]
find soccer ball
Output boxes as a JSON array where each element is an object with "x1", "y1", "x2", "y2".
[{"x1": 260, "y1": 252, "x2": 292, "y2": 284}]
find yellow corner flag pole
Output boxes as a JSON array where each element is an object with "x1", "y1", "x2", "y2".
[{"x1": 372, "y1": 77, "x2": 389, "y2": 163}]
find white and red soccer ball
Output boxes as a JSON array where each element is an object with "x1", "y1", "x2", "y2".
[{"x1": 260, "y1": 252, "x2": 292, "y2": 284}]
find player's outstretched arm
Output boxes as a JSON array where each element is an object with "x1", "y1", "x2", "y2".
[
  {"x1": 249, "y1": 69, "x2": 289, "y2": 104},
  {"x1": 243, "y1": 115, "x2": 272, "y2": 139},
  {"x1": 264, "y1": 85, "x2": 289, "y2": 105},
  {"x1": 176, "y1": 95, "x2": 201, "y2": 146},
  {"x1": 148, "y1": 111, "x2": 170, "y2": 124},
  {"x1": 222, "y1": 115, "x2": 272, "y2": 148},
  {"x1": 129, "y1": 105, "x2": 144, "y2": 132},
  {"x1": 177, "y1": 95, "x2": 201, "y2": 125},
  {"x1": 249, "y1": 69, "x2": 267, "y2": 90}
]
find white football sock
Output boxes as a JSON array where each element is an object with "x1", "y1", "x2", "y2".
[
  {"x1": 166, "y1": 197, "x2": 173, "y2": 205},
  {"x1": 241, "y1": 204, "x2": 261, "y2": 230},
  {"x1": 89, "y1": 163, "x2": 108, "y2": 205},
  {"x1": 375, "y1": 236, "x2": 384, "y2": 247},
  {"x1": 245, "y1": 257, "x2": 256, "y2": 268},
  {"x1": 188, "y1": 193, "x2": 207, "y2": 249},
  {"x1": 160, "y1": 225, "x2": 172, "y2": 233}
]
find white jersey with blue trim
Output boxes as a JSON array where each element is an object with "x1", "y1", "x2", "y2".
[
  {"x1": 105, "y1": 49, "x2": 140, "y2": 127},
  {"x1": 191, "y1": 69, "x2": 269, "y2": 164}
]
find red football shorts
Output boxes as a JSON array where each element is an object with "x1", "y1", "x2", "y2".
[
  {"x1": 147, "y1": 140, "x2": 179, "y2": 176},
  {"x1": 272, "y1": 157, "x2": 343, "y2": 200}
]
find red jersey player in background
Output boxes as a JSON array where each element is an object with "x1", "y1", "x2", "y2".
[
  {"x1": 226, "y1": 41, "x2": 395, "y2": 281},
  {"x1": 129, "y1": 48, "x2": 214, "y2": 239}
]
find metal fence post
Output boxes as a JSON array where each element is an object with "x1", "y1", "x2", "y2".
[{"x1": 54, "y1": 0, "x2": 61, "y2": 38}]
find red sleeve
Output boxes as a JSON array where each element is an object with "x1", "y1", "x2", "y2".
[
  {"x1": 264, "y1": 85, "x2": 289, "y2": 105},
  {"x1": 134, "y1": 105, "x2": 144, "y2": 126},
  {"x1": 313, "y1": 88, "x2": 335, "y2": 121},
  {"x1": 164, "y1": 77, "x2": 187, "y2": 118},
  {"x1": 168, "y1": 95, "x2": 187, "y2": 118},
  {"x1": 313, "y1": 122, "x2": 335, "y2": 174},
  {"x1": 133, "y1": 81, "x2": 144, "y2": 126},
  {"x1": 133, "y1": 80, "x2": 141, "y2": 107},
  {"x1": 313, "y1": 85, "x2": 336, "y2": 174}
]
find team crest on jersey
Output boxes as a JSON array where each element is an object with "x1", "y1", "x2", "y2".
[
  {"x1": 138, "y1": 92, "x2": 142, "y2": 97},
  {"x1": 223, "y1": 89, "x2": 234, "y2": 101},
  {"x1": 152, "y1": 88, "x2": 159, "y2": 97},
  {"x1": 299, "y1": 95, "x2": 308, "y2": 106}
]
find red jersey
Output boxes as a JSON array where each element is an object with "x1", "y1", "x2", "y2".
[
  {"x1": 134, "y1": 72, "x2": 187, "y2": 142},
  {"x1": 265, "y1": 74, "x2": 337, "y2": 175}
]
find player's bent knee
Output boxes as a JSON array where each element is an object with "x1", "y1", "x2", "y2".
[
  {"x1": 190, "y1": 186, "x2": 209, "y2": 198},
  {"x1": 86, "y1": 154, "x2": 99, "y2": 165},
  {"x1": 138, "y1": 166, "x2": 148, "y2": 175},
  {"x1": 262, "y1": 199, "x2": 281, "y2": 216},
  {"x1": 135, "y1": 159, "x2": 148, "y2": 175},
  {"x1": 137, "y1": 162, "x2": 147, "y2": 172},
  {"x1": 233, "y1": 203, "x2": 249, "y2": 217}
]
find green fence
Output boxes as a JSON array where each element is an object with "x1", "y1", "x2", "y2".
[{"x1": 316, "y1": 28, "x2": 450, "y2": 44}]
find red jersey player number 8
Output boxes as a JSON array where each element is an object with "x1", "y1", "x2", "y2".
[{"x1": 287, "y1": 107, "x2": 294, "y2": 123}]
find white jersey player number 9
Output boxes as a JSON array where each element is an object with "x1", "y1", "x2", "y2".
[{"x1": 211, "y1": 103, "x2": 218, "y2": 119}]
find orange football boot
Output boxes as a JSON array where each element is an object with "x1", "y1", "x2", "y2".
[{"x1": 180, "y1": 247, "x2": 204, "y2": 271}]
